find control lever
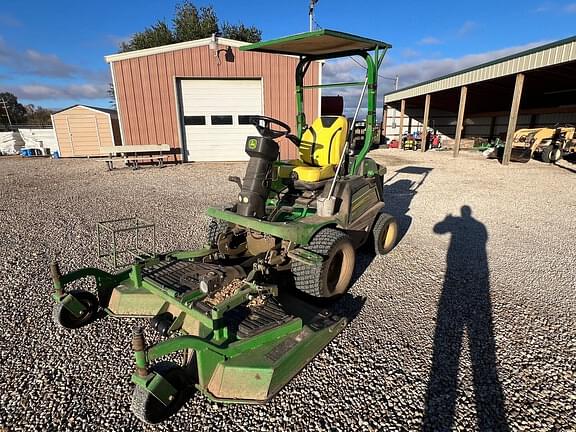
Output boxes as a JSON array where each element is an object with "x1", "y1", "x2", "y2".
[{"x1": 228, "y1": 176, "x2": 242, "y2": 189}]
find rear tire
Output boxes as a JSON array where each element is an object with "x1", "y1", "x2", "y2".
[
  {"x1": 373, "y1": 213, "x2": 398, "y2": 255},
  {"x1": 542, "y1": 145, "x2": 563, "y2": 163},
  {"x1": 292, "y1": 228, "x2": 355, "y2": 299}
]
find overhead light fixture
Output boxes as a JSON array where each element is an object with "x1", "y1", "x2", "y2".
[
  {"x1": 208, "y1": 32, "x2": 231, "y2": 65},
  {"x1": 208, "y1": 33, "x2": 219, "y2": 52}
]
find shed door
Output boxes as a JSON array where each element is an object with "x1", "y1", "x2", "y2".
[
  {"x1": 67, "y1": 115, "x2": 101, "y2": 155},
  {"x1": 179, "y1": 79, "x2": 263, "y2": 161}
]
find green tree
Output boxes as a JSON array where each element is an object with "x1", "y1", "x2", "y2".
[
  {"x1": 107, "y1": 83, "x2": 116, "y2": 108},
  {"x1": 0, "y1": 92, "x2": 27, "y2": 127},
  {"x1": 120, "y1": 20, "x2": 175, "y2": 52},
  {"x1": 173, "y1": 3, "x2": 218, "y2": 42},
  {"x1": 118, "y1": 1, "x2": 261, "y2": 53},
  {"x1": 221, "y1": 22, "x2": 262, "y2": 43},
  {"x1": 24, "y1": 104, "x2": 53, "y2": 126}
]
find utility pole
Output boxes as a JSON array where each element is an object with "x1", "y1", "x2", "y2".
[
  {"x1": 395, "y1": 75, "x2": 399, "y2": 91},
  {"x1": 0, "y1": 98, "x2": 12, "y2": 127},
  {"x1": 309, "y1": 0, "x2": 318, "y2": 32}
]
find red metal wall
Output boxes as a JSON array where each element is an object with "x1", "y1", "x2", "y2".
[{"x1": 111, "y1": 45, "x2": 319, "y2": 160}]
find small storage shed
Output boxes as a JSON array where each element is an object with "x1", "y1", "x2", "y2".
[{"x1": 52, "y1": 105, "x2": 122, "y2": 157}]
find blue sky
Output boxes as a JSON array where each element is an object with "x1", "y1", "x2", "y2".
[{"x1": 1, "y1": 0, "x2": 575, "y2": 110}]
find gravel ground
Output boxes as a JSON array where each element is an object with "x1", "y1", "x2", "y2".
[{"x1": 0, "y1": 151, "x2": 574, "y2": 431}]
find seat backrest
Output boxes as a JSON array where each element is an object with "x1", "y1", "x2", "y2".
[{"x1": 299, "y1": 116, "x2": 348, "y2": 166}]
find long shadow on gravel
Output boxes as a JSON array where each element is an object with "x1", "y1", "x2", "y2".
[
  {"x1": 351, "y1": 166, "x2": 432, "y2": 286},
  {"x1": 422, "y1": 206, "x2": 509, "y2": 432},
  {"x1": 383, "y1": 166, "x2": 432, "y2": 243}
]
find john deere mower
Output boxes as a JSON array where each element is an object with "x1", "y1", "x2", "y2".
[{"x1": 51, "y1": 30, "x2": 398, "y2": 424}]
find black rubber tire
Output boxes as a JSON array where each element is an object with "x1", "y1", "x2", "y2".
[
  {"x1": 542, "y1": 145, "x2": 562, "y2": 163},
  {"x1": 131, "y1": 361, "x2": 194, "y2": 424},
  {"x1": 207, "y1": 218, "x2": 228, "y2": 247},
  {"x1": 292, "y1": 228, "x2": 355, "y2": 299},
  {"x1": 52, "y1": 290, "x2": 98, "y2": 329},
  {"x1": 373, "y1": 213, "x2": 398, "y2": 255}
]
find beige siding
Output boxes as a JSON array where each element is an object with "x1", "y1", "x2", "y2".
[{"x1": 53, "y1": 106, "x2": 116, "y2": 157}]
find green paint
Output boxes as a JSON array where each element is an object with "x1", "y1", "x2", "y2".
[
  {"x1": 206, "y1": 207, "x2": 334, "y2": 245},
  {"x1": 248, "y1": 138, "x2": 258, "y2": 149}
]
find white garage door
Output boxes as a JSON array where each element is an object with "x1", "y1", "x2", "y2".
[{"x1": 180, "y1": 79, "x2": 263, "y2": 161}]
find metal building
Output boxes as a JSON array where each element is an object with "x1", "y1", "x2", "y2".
[
  {"x1": 384, "y1": 35, "x2": 576, "y2": 164},
  {"x1": 105, "y1": 36, "x2": 321, "y2": 161}
]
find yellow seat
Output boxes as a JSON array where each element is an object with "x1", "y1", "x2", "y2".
[{"x1": 291, "y1": 116, "x2": 348, "y2": 183}]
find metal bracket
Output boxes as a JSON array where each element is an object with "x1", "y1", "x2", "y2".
[{"x1": 287, "y1": 248, "x2": 324, "y2": 266}]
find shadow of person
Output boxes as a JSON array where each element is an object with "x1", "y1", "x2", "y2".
[{"x1": 422, "y1": 206, "x2": 509, "y2": 432}]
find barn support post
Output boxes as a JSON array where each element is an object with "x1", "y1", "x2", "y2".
[
  {"x1": 453, "y1": 86, "x2": 468, "y2": 158},
  {"x1": 489, "y1": 116, "x2": 497, "y2": 142},
  {"x1": 398, "y1": 99, "x2": 406, "y2": 146},
  {"x1": 421, "y1": 94, "x2": 431, "y2": 152},
  {"x1": 502, "y1": 73, "x2": 525, "y2": 165}
]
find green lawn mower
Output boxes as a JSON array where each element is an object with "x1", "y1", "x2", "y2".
[{"x1": 51, "y1": 29, "x2": 398, "y2": 424}]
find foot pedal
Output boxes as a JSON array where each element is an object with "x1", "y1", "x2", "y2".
[{"x1": 236, "y1": 297, "x2": 293, "y2": 339}]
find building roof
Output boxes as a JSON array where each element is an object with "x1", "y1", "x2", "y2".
[
  {"x1": 53, "y1": 105, "x2": 117, "y2": 116},
  {"x1": 104, "y1": 37, "x2": 250, "y2": 63},
  {"x1": 240, "y1": 29, "x2": 391, "y2": 56},
  {"x1": 385, "y1": 35, "x2": 576, "y2": 103}
]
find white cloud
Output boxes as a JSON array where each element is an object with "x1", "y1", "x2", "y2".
[
  {"x1": 6, "y1": 83, "x2": 109, "y2": 101},
  {"x1": 565, "y1": 3, "x2": 576, "y2": 12},
  {"x1": 419, "y1": 37, "x2": 442, "y2": 46},
  {"x1": 0, "y1": 37, "x2": 78, "y2": 77},
  {"x1": 402, "y1": 48, "x2": 420, "y2": 59},
  {"x1": 105, "y1": 34, "x2": 132, "y2": 48},
  {"x1": 323, "y1": 41, "x2": 547, "y2": 116},
  {"x1": 457, "y1": 20, "x2": 478, "y2": 37}
]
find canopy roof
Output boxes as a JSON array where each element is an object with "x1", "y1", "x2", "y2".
[{"x1": 240, "y1": 29, "x2": 391, "y2": 57}]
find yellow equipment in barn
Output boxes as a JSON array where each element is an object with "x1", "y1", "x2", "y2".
[{"x1": 511, "y1": 126, "x2": 575, "y2": 163}]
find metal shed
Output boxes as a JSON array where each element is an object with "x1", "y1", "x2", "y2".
[
  {"x1": 51, "y1": 105, "x2": 121, "y2": 157},
  {"x1": 105, "y1": 36, "x2": 321, "y2": 162}
]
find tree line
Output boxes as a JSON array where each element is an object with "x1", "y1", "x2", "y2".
[
  {"x1": 0, "y1": 92, "x2": 53, "y2": 128},
  {"x1": 119, "y1": 1, "x2": 262, "y2": 53}
]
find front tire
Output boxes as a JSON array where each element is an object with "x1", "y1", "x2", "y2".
[
  {"x1": 52, "y1": 290, "x2": 98, "y2": 329},
  {"x1": 292, "y1": 228, "x2": 355, "y2": 299},
  {"x1": 131, "y1": 362, "x2": 194, "y2": 424},
  {"x1": 373, "y1": 213, "x2": 398, "y2": 255}
]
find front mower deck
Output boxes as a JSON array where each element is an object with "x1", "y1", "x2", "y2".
[{"x1": 52, "y1": 253, "x2": 347, "y2": 406}]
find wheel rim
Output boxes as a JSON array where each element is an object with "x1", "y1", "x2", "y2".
[
  {"x1": 324, "y1": 241, "x2": 355, "y2": 296},
  {"x1": 379, "y1": 220, "x2": 398, "y2": 253},
  {"x1": 327, "y1": 250, "x2": 344, "y2": 293},
  {"x1": 553, "y1": 149, "x2": 561, "y2": 161}
]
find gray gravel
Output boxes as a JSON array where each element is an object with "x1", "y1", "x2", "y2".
[{"x1": 0, "y1": 151, "x2": 575, "y2": 431}]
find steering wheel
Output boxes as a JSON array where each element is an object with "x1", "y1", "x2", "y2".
[{"x1": 250, "y1": 115, "x2": 291, "y2": 139}]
